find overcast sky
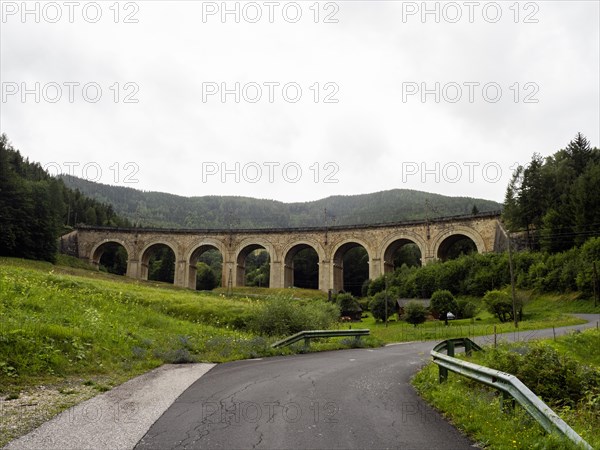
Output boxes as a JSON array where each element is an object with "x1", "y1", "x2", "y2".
[{"x1": 1, "y1": 1, "x2": 598, "y2": 203}]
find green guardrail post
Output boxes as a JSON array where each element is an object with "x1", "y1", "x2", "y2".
[
  {"x1": 465, "y1": 338, "x2": 472, "y2": 356},
  {"x1": 447, "y1": 340, "x2": 455, "y2": 357},
  {"x1": 439, "y1": 364, "x2": 448, "y2": 383},
  {"x1": 304, "y1": 337, "x2": 310, "y2": 350},
  {"x1": 501, "y1": 391, "x2": 515, "y2": 412}
]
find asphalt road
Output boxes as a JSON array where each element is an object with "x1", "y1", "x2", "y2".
[{"x1": 135, "y1": 315, "x2": 599, "y2": 450}]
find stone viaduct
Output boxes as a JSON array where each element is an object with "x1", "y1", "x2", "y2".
[{"x1": 68, "y1": 211, "x2": 504, "y2": 293}]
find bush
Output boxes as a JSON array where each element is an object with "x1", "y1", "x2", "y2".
[
  {"x1": 479, "y1": 341, "x2": 600, "y2": 407},
  {"x1": 403, "y1": 301, "x2": 427, "y2": 327},
  {"x1": 430, "y1": 290, "x2": 458, "y2": 323},
  {"x1": 369, "y1": 291, "x2": 398, "y2": 322},
  {"x1": 483, "y1": 290, "x2": 522, "y2": 323},
  {"x1": 414, "y1": 266, "x2": 437, "y2": 298},
  {"x1": 336, "y1": 293, "x2": 361, "y2": 313},
  {"x1": 247, "y1": 296, "x2": 339, "y2": 337},
  {"x1": 456, "y1": 299, "x2": 478, "y2": 319},
  {"x1": 367, "y1": 276, "x2": 386, "y2": 296},
  {"x1": 361, "y1": 279, "x2": 371, "y2": 298},
  {"x1": 576, "y1": 237, "x2": 600, "y2": 295},
  {"x1": 357, "y1": 296, "x2": 371, "y2": 312}
]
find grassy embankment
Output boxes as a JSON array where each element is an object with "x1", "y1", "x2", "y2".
[
  {"x1": 0, "y1": 256, "x2": 343, "y2": 445},
  {"x1": 412, "y1": 328, "x2": 600, "y2": 449},
  {"x1": 0, "y1": 257, "x2": 339, "y2": 389}
]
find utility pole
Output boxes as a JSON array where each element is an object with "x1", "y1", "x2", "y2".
[
  {"x1": 508, "y1": 235, "x2": 518, "y2": 328},
  {"x1": 593, "y1": 261, "x2": 598, "y2": 308},
  {"x1": 384, "y1": 274, "x2": 389, "y2": 328}
]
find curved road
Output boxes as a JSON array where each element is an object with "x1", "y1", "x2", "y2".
[{"x1": 136, "y1": 315, "x2": 599, "y2": 450}]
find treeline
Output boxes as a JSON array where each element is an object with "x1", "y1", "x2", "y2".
[
  {"x1": 364, "y1": 133, "x2": 600, "y2": 300},
  {"x1": 504, "y1": 132, "x2": 600, "y2": 252},
  {"x1": 61, "y1": 176, "x2": 501, "y2": 229},
  {"x1": 366, "y1": 237, "x2": 600, "y2": 300},
  {"x1": 0, "y1": 134, "x2": 131, "y2": 262}
]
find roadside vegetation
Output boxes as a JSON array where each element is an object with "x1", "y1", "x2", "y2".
[
  {"x1": 0, "y1": 258, "x2": 341, "y2": 387},
  {"x1": 412, "y1": 328, "x2": 600, "y2": 449}
]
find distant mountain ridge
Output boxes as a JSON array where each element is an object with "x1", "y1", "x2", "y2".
[{"x1": 60, "y1": 175, "x2": 502, "y2": 229}]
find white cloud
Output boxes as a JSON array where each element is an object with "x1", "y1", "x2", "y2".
[{"x1": 1, "y1": 0, "x2": 598, "y2": 203}]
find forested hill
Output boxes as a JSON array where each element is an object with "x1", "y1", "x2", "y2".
[
  {"x1": 0, "y1": 134, "x2": 131, "y2": 262},
  {"x1": 60, "y1": 175, "x2": 502, "y2": 229}
]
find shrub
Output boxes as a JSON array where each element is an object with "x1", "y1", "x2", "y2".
[
  {"x1": 361, "y1": 279, "x2": 371, "y2": 297},
  {"x1": 478, "y1": 341, "x2": 600, "y2": 407},
  {"x1": 398, "y1": 271, "x2": 418, "y2": 298},
  {"x1": 336, "y1": 293, "x2": 361, "y2": 313},
  {"x1": 430, "y1": 290, "x2": 458, "y2": 323},
  {"x1": 456, "y1": 299, "x2": 478, "y2": 319},
  {"x1": 576, "y1": 237, "x2": 600, "y2": 295},
  {"x1": 369, "y1": 291, "x2": 398, "y2": 322},
  {"x1": 357, "y1": 296, "x2": 371, "y2": 312},
  {"x1": 403, "y1": 301, "x2": 427, "y2": 327},
  {"x1": 483, "y1": 290, "x2": 522, "y2": 323},
  {"x1": 434, "y1": 258, "x2": 468, "y2": 293},
  {"x1": 414, "y1": 266, "x2": 437, "y2": 298},
  {"x1": 247, "y1": 296, "x2": 339, "y2": 337},
  {"x1": 367, "y1": 276, "x2": 386, "y2": 296}
]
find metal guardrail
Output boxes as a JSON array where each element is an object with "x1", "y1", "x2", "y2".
[
  {"x1": 271, "y1": 329, "x2": 370, "y2": 348},
  {"x1": 431, "y1": 338, "x2": 592, "y2": 450}
]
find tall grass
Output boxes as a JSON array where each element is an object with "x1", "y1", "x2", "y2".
[{"x1": 0, "y1": 258, "x2": 341, "y2": 389}]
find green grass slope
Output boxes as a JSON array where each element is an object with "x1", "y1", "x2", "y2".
[
  {"x1": 0, "y1": 258, "x2": 278, "y2": 389},
  {"x1": 0, "y1": 257, "x2": 339, "y2": 446}
]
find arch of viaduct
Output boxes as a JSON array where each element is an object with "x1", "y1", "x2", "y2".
[{"x1": 71, "y1": 212, "x2": 503, "y2": 293}]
